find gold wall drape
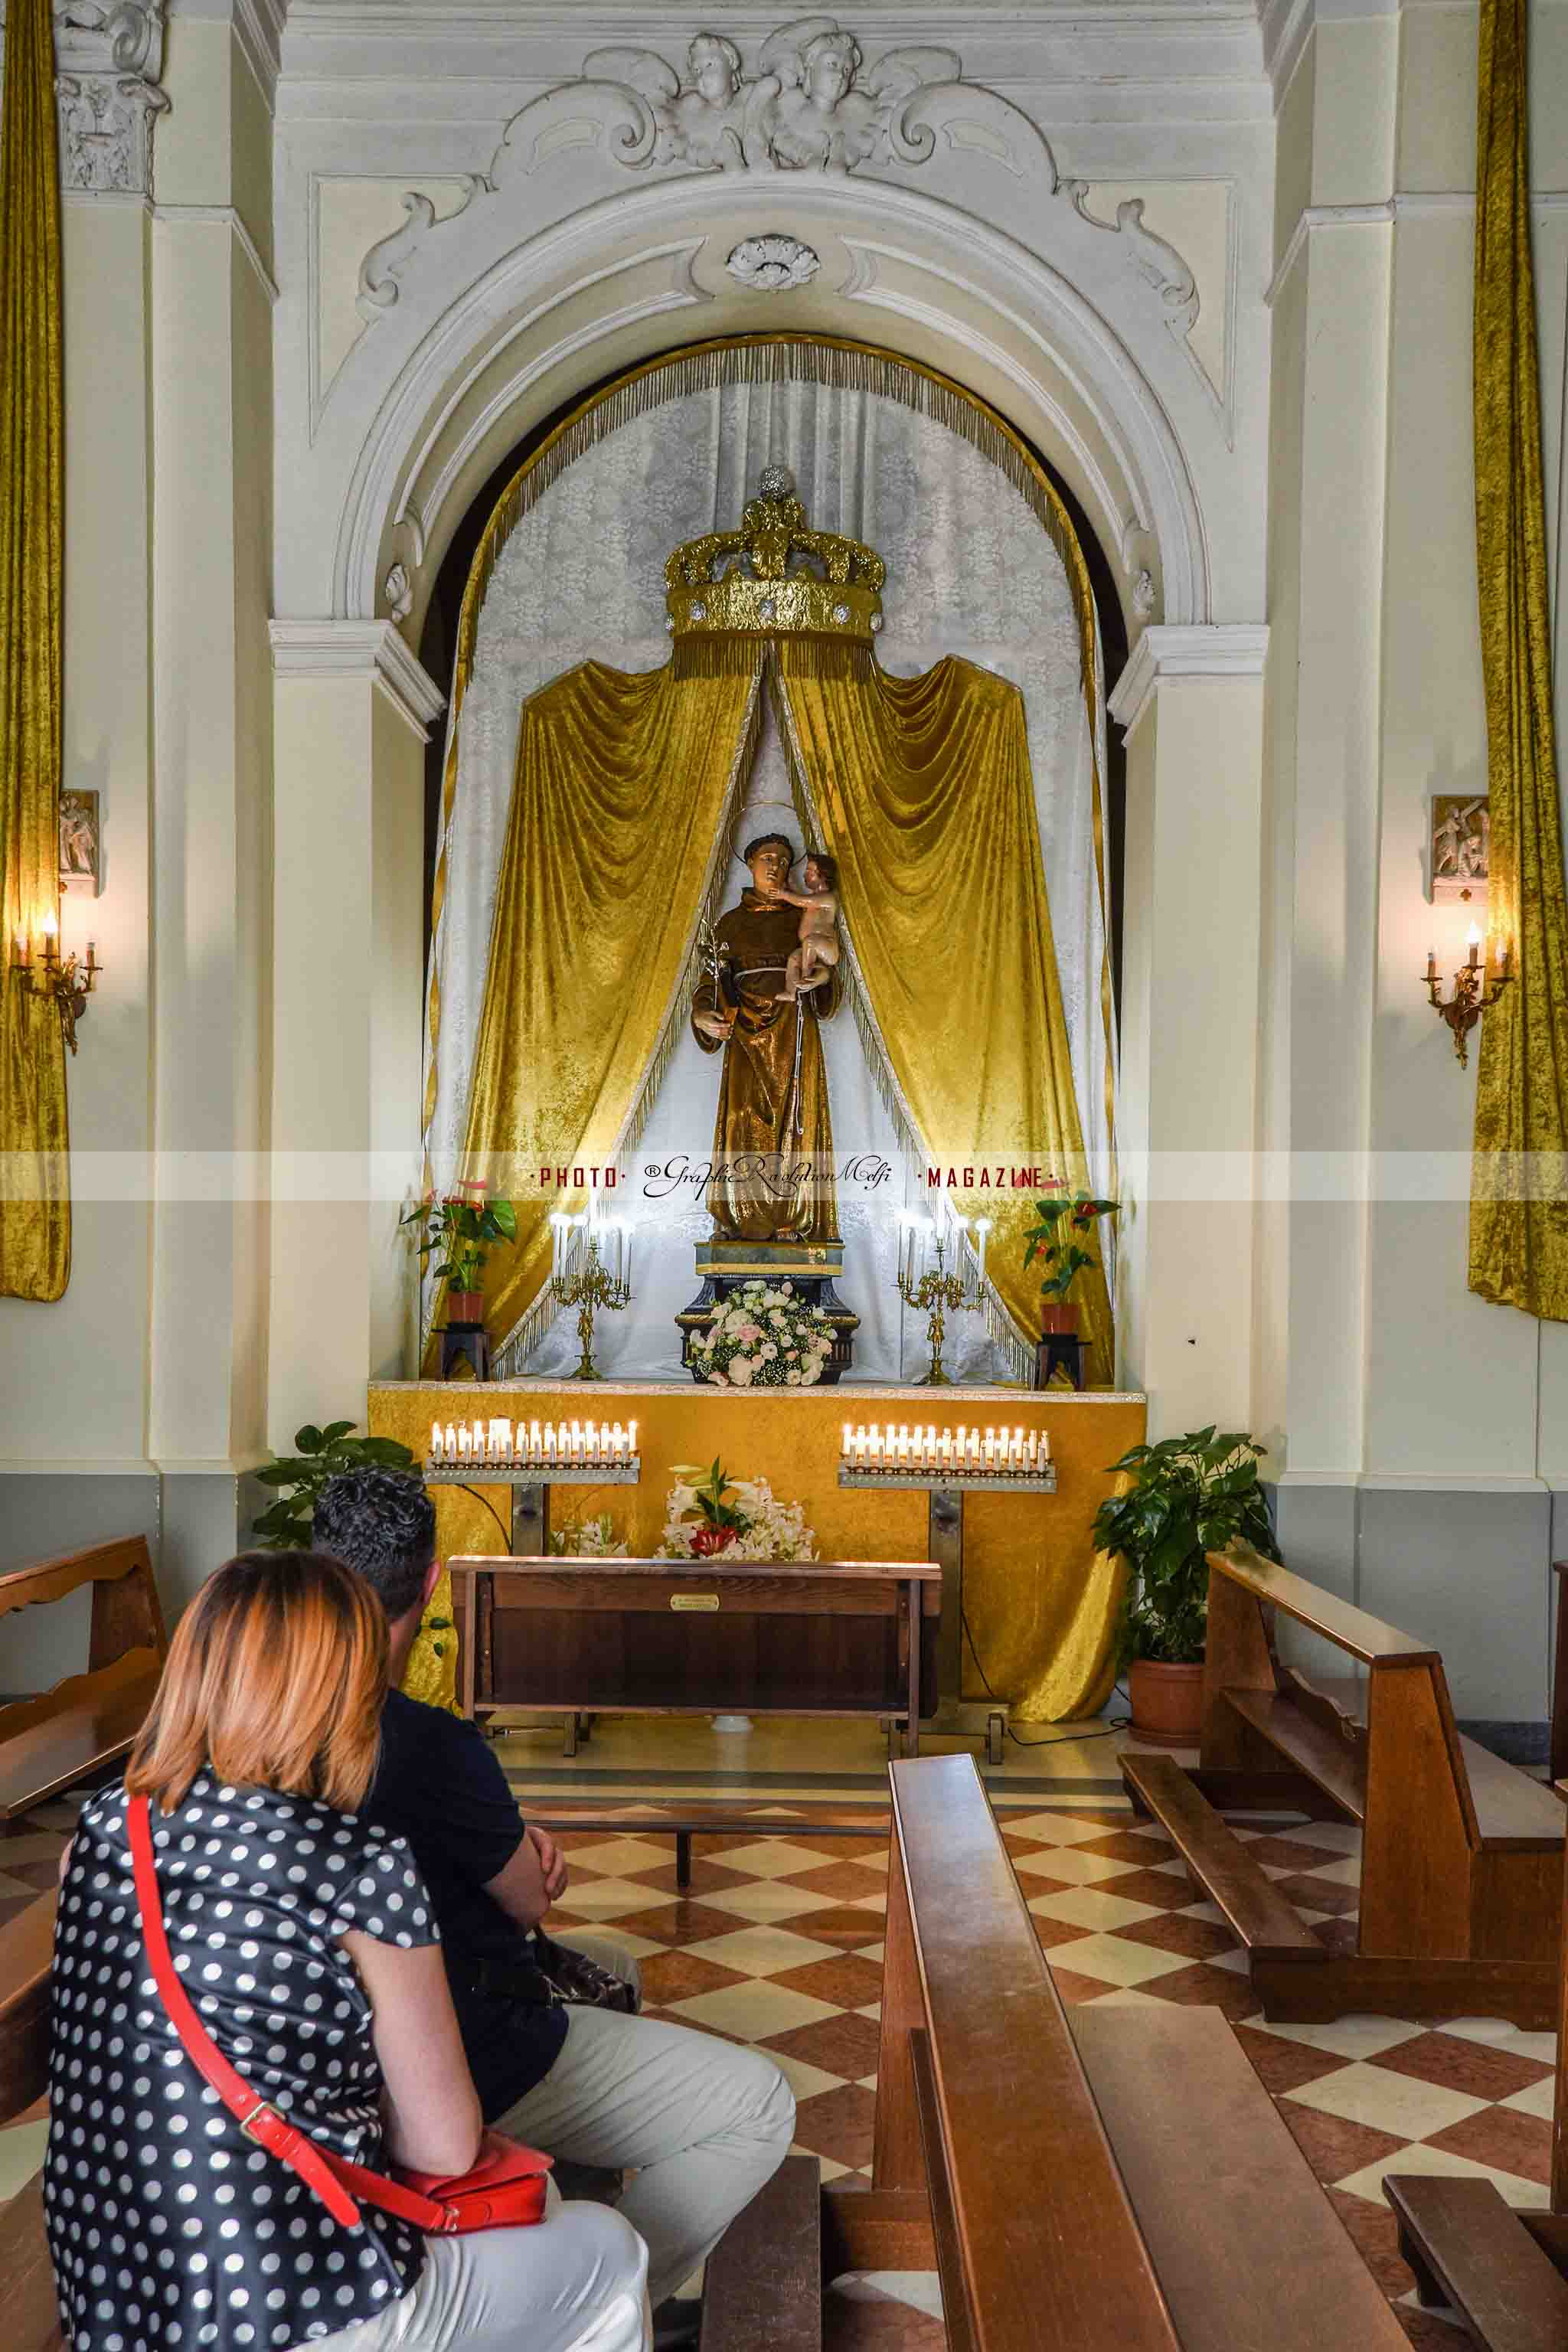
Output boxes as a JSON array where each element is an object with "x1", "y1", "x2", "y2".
[
  {"x1": 439, "y1": 652, "x2": 763, "y2": 1367},
  {"x1": 1468, "y1": 0, "x2": 1568, "y2": 1319},
  {"x1": 776, "y1": 648, "x2": 1114, "y2": 1383},
  {"x1": 0, "y1": 0, "x2": 70, "y2": 1301}
]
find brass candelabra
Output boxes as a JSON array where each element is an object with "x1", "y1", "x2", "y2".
[
  {"x1": 897, "y1": 1227, "x2": 977, "y2": 1386},
  {"x1": 11, "y1": 923, "x2": 101, "y2": 1054},
  {"x1": 550, "y1": 1238, "x2": 631, "y2": 1380},
  {"x1": 1423, "y1": 933, "x2": 1513, "y2": 1067}
]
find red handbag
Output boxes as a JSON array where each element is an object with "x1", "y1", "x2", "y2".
[{"x1": 126, "y1": 1793, "x2": 552, "y2": 2234}]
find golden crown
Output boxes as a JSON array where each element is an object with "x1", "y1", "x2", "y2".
[{"x1": 665, "y1": 466, "x2": 886, "y2": 645}]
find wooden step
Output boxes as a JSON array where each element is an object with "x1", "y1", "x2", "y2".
[
  {"x1": 1457, "y1": 1736, "x2": 1566, "y2": 1849},
  {"x1": 1384, "y1": 2175, "x2": 1568, "y2": 2350},
  {"x1": 699, "y1": 2151, "x2": 821, "y2": 2352},
  {"x1": 1076, "y1": 2005, "x2": 1409, "y2": 2350},
  {"x1": 1120, "y1": 1752, "x2": 1324, "y2": 1959},
  {"x1": 1222, "y1": 1687, "x2": 1367, "y2": 1821}
]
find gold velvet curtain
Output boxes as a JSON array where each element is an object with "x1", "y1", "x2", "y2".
[
  {"x1": 1468, "y1": 0, "x2": 1568, "y2": 1319},
  {"x1": 776, "y1": 644, "x2": 1114, "y2": 1383},
  {"x1": 0, "y1": 0, "x2": 70, "y2": 1301},
  {"x1": 441, "y1": 652, "x2": 763, "y2": 1365}
]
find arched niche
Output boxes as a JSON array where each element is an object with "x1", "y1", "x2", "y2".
[{"x1": 283, "y1": 162, "x2": 1240, "y2": 639}]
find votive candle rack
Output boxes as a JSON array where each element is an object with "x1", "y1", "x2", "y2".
[
  {"x1": 426, "y1": 1415, "x2": 641, "y2": 1485},
  {"x1": 836, "y1": 1421, "x2": 1057, "y2": 1493}
]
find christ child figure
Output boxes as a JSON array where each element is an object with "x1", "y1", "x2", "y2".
[{"x1": 769, "y1": 851, "x2": 841, "y2": 1001}]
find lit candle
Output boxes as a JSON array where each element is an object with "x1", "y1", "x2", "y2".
[
  {"x1": 1027, "y1": 1431, "x2": 1038, "y2": 1470},
  {"x1": 530, "y1": 1419, "x2": 542, "y2": 1459},
  {"x1": 444, "y1": 1423, "x2": 458, "y2": 1459},
  {"x1": 1038, "y1": 1427, "x2": 1051, "y2": 1462},
  {"x1": 854, "y1": 1424, "x2": 867, "y2": 1460},
  {"x1": 493, "y1": 1418, "x2": 512, "y2": 1458},
  {"x1": 431, "y1": 1421, "x2": 443, "y2": 1462},
  {"x1": 1426, "y1": 946, "x2": 1437, "y2": 982},
  {"x1": 627, "y1": 1417, "x2": 639, "y2": 1460},
  {"x1": 1012, "y1": 1426, "x2": 1024, "y2": 1467},
  {"x1": 843, "y1": 1421, "x2": 853, "y2": 1462},
  {"x1": 983, "y1": 1426, "x2": 995, "y2": 1465},
  {"x1": 570, "y1": 1419, "x2": 583, "y2": 1462},
  {"x1": 926, "y1": 1426, "x2": 938, "y2": 1468},
  {"x1": 585, "y1": 1419, "x2": 599, "y2": 1462},
  {"x1": 457, "y1": 1426, "x2": 472, "y2": 1459},
  {"x1": 611, "y1": 1421, "x2": 624, "y2": 1460}
]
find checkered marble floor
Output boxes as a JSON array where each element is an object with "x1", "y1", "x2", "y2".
[
  {"x1": 3, "y1": 1790, "x2": 1559, "y2": 2350},
  {"x1": 537, "y1": 1799, "x2": 1555, "y2": 2350}
]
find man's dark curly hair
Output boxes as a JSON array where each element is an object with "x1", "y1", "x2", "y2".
[
  {"x1": 743, "y1": 831, "x2": 796, "y2": 865},
  {"x1": 313, "y1": 1468, "x2": 435, "y2": 1622}
]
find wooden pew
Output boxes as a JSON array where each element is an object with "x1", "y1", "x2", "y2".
[
  {"x1": 1381, "y1": 1788, "x2": 1568, "y2": 2350},
  {"x1": 0, "y1": 1886, "x2": 63, "y2": 2352},
  {"x1": 0, "y1": 1538, "x2": 167, "y2": 1822},
  {"x1": 823, "y1": 1752, "x2": 1408, "y2": 2350},
  {"x1": 1122, "y1": 1543, "x2": 1563, "y2": 2026}
]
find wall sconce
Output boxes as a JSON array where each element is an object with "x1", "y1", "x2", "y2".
[
  {"x1": 11, "y1": 915, "x2": 101, "y2": 1054},
  {"x1": 1423, "y1": 923, "x2": 1511, "y2": 1067}
]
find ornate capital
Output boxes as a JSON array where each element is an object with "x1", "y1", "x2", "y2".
[{"x1": 52, "y1": 0, "x2": 168, "y2": 196}]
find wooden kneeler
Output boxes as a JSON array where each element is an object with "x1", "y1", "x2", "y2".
[
  {"x1": 1380, "y1": 1791, "x2": 1568, "y2": 2352},
  {"x1": 1123, "y1": 1545, "x2": 1563, "y2": 2026}
]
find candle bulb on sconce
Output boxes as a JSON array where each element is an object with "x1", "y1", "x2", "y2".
[
  {"x1": 1422, "y1": 923, "x2": 1514, "y2": 1067},
  {"x1": 9, "y1": 908, "x2": 103, "y2": 1054}
]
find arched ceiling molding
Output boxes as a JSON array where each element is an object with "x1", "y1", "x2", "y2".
[{"x1": 294, "y1": 64, "x2": 1234, "y2": 629}]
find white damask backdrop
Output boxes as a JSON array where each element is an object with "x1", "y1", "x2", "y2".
[{"x1": 425, "y1": 368, "x2": 1114, "y2": 1381}]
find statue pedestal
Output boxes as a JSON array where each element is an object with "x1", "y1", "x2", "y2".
[{"x1": 676, "y1": 1239, "x2": 859, "y2": 1385}]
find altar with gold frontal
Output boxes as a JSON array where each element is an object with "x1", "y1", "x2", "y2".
[{"x1": 370, "y1": 1380, "x2": 1146, "y2": 1730}]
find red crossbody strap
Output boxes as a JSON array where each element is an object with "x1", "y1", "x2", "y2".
[{"x1": 126, "y1": 1793, "x2": 437, "y2": 2233}]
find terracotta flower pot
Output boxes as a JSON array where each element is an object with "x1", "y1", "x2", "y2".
[
  {"x1": 445, "y1": 1290, "x2": 485, "y2": 1328},
  {"x1": 1126, "y1": 1657, "x2": 1204, "y2": 1745},
  {"x1": 1040, "y1": 1301, "x2": 1080, "y2": 1336}
]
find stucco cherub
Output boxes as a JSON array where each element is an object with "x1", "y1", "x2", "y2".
[
  {"x1": 584, "y1": 32, "x2": 770, "y2": 171},
  {"x1": 756, "y1": 18, "x2": 959, "y2": 174}
]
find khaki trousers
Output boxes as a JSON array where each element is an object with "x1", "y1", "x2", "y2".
[
  {"x1": 496, "y1": 1935, "x2": 796, "y2": 2310},
  {"x1": 302, "y1": 2187, "x2": 649, "y2": 2352}
]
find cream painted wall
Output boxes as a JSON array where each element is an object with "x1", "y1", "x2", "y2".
[
  {"x1": 0, "y1": 200, "x2": 156, "y2": 1467},
  {"x1": 1265, "y1": 0, "x2": 1568, "y2": 1504}
]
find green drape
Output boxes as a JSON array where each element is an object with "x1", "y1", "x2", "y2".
[
  {"x1": 776, "y1": 644, "x2": 1114, "y2": 1386},
  {"x1": 1468, "y1": 0, "x2": 1568, "y2": 1318},
  {"x1": 0, "y1": 0, "x2": 70, "y2": 1300},
  {"x1": 441, "y1": 652, "x2": 764, "y2": 1368}
]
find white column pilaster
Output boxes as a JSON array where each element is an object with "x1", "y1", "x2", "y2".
[
  {"x1": 267, "y1": 622, "x2": 443, "y2": 1447},
  {"x1": 1109, "y1": 625, "x2": 1269, "y2": 1438}
]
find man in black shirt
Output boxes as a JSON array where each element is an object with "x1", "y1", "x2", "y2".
[{"x1": 315, "y1": 1470, "x2": 794, "y2": 2341}]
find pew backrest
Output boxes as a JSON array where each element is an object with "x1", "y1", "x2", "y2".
[{"x1": 0, "y1": 1537, "x2": 167, "y2": 1821}]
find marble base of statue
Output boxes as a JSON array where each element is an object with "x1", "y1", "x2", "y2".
[{"x1": 677, "y1": 1239, "x2": 858, "y2": 1384}]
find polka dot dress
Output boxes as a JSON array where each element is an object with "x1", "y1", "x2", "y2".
[{"x1": 45, "y1": 1772, "x2": 440, "y2": 2351}]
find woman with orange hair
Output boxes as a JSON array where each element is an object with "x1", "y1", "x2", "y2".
[{"x1": 44, "y1": 1550, "x2": 648, "y2": 2352}]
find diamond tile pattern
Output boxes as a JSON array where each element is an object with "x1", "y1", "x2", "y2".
[{"x1": 7, "y1": 1791, "x2": 1560, "y2": 2347}]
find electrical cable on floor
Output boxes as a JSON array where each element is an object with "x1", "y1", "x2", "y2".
[{"x1": 960, "y1": 1599, "x2": 1132, "y2": 1747}]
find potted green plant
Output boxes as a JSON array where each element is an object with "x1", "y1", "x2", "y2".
[
  {"x1": 402, "y1": 1179, "x2": 518, "y2": 1328},
  {"x1": 1022, "y1": 1178, "x2": 1119, "y2": 1336},
  {"x1": 1093, "y1": 1426, "x2": 1281, "y2": 1742},
  {"x1": 252, "y1": 1421, "x2": 418, "y2": 1547}
]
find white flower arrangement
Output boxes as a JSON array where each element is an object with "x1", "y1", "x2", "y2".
[
  {"x1": 656, "y1": 1459, "x2": 818, "y2": 1563},
  {"x1": 688, "y1": 1279, "x2": 836, "y2": 1390},
  {"x1": 549, "y1": 1512, "x2": 628, "y2": 1558}
]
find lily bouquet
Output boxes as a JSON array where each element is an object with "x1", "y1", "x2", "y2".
[{"x1": 657, "y1": 1459, "x2": 817, "y2": 1563}]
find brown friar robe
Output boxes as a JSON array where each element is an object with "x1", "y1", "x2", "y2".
[{"x1": 691, "y1": 887, "x2": 841, "y2": 1243}]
